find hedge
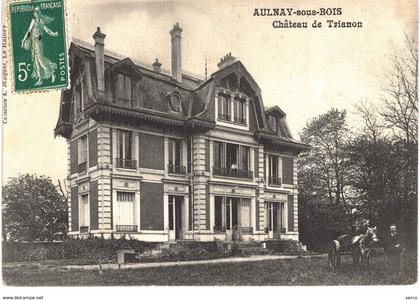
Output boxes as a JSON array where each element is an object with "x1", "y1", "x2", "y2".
[{"x1": 2, "y1": 237, "x2": 159, "y2": 262}]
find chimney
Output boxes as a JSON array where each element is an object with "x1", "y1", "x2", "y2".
[
  {"x1": 93, "y1": 27, "x2": 106, "y2": 95},
  {"x1": 217, "y1": 52, "x2": 237, "y2": 70},
  {"x1": 169, "y1": 22, "x2": 182, "y2": 82},
  {"x1": 153, "y1": 58, "x2": 162, "y2": 73}
]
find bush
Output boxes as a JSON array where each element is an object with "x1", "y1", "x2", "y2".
[{"x1": 3, "y1": 238, "x2": 159, "y2": 263}]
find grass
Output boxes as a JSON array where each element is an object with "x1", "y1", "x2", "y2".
[{"x1": 2, "y1": 253, "x2": 417, "y2": 286}]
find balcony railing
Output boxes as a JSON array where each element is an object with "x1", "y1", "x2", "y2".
[
  {"x1": 234, "y1": 116, "x2": 246, "y2": 124},
  {"x1": 116, "y1": 225, "x2": 138, "y2": 232},
  {"x1": 213, "y1": 167, "x2": 253, "y2": 179},
  {"x1": 217, "y1": 113, "x2": 231, "y2": 121},
  {"x1": 79, "y1": 226, "x2": 89, "y2": 233},
  {"x1": 240, "y1": 227, "x2": 254, "y2": 234},
  {"x1": 168, "y1": 164, "x2": 186, "y2": 175},
  {"x1": 116, "y1": 158, "x2": 137, "y2": 169},
  {"x1": 213, "y1": 226, "x2": 227, "y2": 232},
  {"x1": 78, "y1": 162, "x2": 87, "y2": 173},
  {"x1": 268, "y1": 176, "x2": 282, "y2": 186}
]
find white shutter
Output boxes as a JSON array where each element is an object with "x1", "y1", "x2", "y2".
[{"x1": 240, "y1": 199, "x2": 250, "y2": 227}]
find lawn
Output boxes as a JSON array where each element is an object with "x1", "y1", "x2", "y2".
[{"x1": 2, "y1": 253, "x2": 417, "y2": 286}]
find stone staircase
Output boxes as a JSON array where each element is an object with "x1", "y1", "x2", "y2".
[{"x1": 234, "y1": 241, "x2": 271, "y2": 256}]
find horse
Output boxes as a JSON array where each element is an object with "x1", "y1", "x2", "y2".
[{"x1": 328, "y1": 226, "x2": 379, "y2": 270}]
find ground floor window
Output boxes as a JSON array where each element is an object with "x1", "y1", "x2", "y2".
[
  {"x1": 265, "y1": 202, "x2": 285, "y2": 235},
  {"x1": 79, "y1": 194, "x2": 89, "y2": 232},
  {"x1": 214, "y1": 196, "x2": 252, "y2": 233},
  {"x1": 116, "y1": 192, "x2": 137, "y2": 232}
]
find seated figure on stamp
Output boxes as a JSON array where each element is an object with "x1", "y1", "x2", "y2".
[{"x1": 21, "y1": 6, "x2": 58, "y2": 86}]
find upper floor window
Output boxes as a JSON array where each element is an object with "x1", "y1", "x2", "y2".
[
  {"x1": 268, "y1": 115, "x2": 278, "y2": 134},
  {"x1": 116, "y1": 130, "x2": 136, "y2": 169},
  {"x1": 78, "y1": 135, "x2": 87, "y2": 173},
  {"x1": 217, "y1": 94, "x2": 231, "y2": 121},
  {"x1": 268, "y1": 155, "x2": 281, "y2": 186},
  {"x1": 213, "y1": 141, "x2": 252, "y2": 179},
  {"x1": 216, "y1": 91, "x2": 249, "y2": 128},
  {"x1": 117, "y1": 73, "x2": 132, "y2": 104},
  {"x1": 168, "y1": 138, "x2": 185, "y2": 174},
  {"x1": 234, "y1": 98, "x2": 246, "y2": 124}
]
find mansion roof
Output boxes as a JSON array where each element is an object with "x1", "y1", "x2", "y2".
[{"x1": 55, "y1": 34, "x2": 309, "y2": 152}]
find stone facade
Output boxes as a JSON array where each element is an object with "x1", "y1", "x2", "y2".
[{"x1": 55, "y1": 24, "x2": 309, "y2": 243}]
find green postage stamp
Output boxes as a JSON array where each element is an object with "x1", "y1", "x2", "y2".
[{"x1": 8, "y1": 0, "x2": 68, "y2": 92}]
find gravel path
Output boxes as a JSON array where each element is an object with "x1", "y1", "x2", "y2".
[{"x1": 62, "y1": 254, "x2": 328, "y2": 271}]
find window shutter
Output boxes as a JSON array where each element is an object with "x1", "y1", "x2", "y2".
[
  {"x1": 205, "y1": 139, "x2": 210, "y2": 172},
  {"x1": 140, "y1": 182, "x2": 164, "y2": 230},
  {"x1": 168, "y1": 139, "x2": 174, "y2": 165},
  {"x1": 70, "y1": 140, "x2": 78, "y2": 174},
  {"x1": 288, "y1": 194, "x2": 294, "y2": 232},
  {"x1": 254, "y1": 148, "x2": 259, "y2": 178},
  {"x1": 205, "y1": 185, "x2": 210, "y2": 230},
  {"x1": 139, "y1": 133, "x2": 164, "y2": 169},
  {"x1": 71, "y1": 186, "x2": 79, "y2": 231},
  {"x1": 255, "y1": 201, "x2": 260, "y2": 231},
  {"x1": 282, "y1": 157, "x2": 294, "y2": 185},
  {"x1": 89, "y1": 129, "x2": 98, "y2": 168},
  {"x1": 90, "y1": 180, "x2": 98, "y2": 230}
]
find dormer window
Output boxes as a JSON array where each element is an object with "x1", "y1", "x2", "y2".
[
  {"x1": 268, "y1": 114, "x2": 278, "y2": 134},
  {"x1": 216, "y1": 89, "x2": 249, "y2": 129},
  {"x1": 117, "y1": 73, "x2": 132, "y2": 104},
  {"x1": 234, "y1": 98, "x2": 246, "y2": 124},
  {"x1": 217, "y1": 94, "x2": 231, "y2": 121}
]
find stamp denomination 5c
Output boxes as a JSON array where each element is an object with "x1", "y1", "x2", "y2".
[{"x1": 8, "y1": 0, "x2": 68, "y2": 92}]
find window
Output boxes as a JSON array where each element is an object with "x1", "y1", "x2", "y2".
[
  {"x1": 214, "y1": 196, "x2": 223, "y2": 230},
  {"x1": 78, "y1": 135, "x2": 87, "y2": 172},
  {"x1": 116, "y1": 130, "x2": 136, "y2": 169},
  {"x1": 265, "y1": 202, "x2": 285, "y2": 234},
  {"x1": 213, "y1": 142, "x2": 251, "y2": 178},
  {"x1": 214, "y1": 197, "x2": 252, "y2": 232},
  {"x1": 116, "y1": 192, "x2": 137, "y2": 232},
  {"x1": 168, "y1": 138, "x2": 185, "y2": 174},
  {"x1": 240, "y1": 199, "x2": 251, "y2": 228},
  {"x1": 79, "y1": 194, "x2": 89, "y2": 230},
  {"x1": 226, "y1": 143, "x2": 239, "y2": 170},
  {"x1": 213, "y1": 141, "x2": 224, "y2": 169},
  {"x1": 217, "y1": 94, "x2": 230, "y2": 121},
  {"x1": 268, "y1": 115, "x2": 278, "y2": 134},
  {"x1": 268, "y1": 155, "x2": 281, "y2": 185},
  {"x1": 234, "y1": 98, "x2": 246, "y2": 124},
  {"x1": 117, "y1": 73, "x2": 132, "y2": 103},
  {"x1": 239, "y1": 146, "x2": 249, "y2": 172}
]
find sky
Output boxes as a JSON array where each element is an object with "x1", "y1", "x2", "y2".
[{"x1": 2, "y1": 0, "x2": 417, "y2": 183}]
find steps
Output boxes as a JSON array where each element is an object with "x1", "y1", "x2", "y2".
[{"x1": 235, "y1": 241, "x2": 271, "y2": 256}]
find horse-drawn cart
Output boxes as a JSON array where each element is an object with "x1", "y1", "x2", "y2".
[{"x1": 328, "y1": 226, "x2": 379, "y2": 270}]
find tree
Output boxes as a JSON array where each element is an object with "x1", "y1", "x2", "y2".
[
  {"x1": 381, "y1": 34, "x2": 418, "y2": 249},
  {"x1": 298, "y1": 109, "x2": 354, "y2": 250},
  {"x1": 2, "y1": 174, "x2": 67, "y2": 242}
]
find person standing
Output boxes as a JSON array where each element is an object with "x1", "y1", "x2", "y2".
[{"x1": 386, "y1": 224, "x2": 403, "y2": 271}]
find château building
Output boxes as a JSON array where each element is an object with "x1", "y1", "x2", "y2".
[{"x1": 54, "y1": 23, "x2": 309, "y2": 242}]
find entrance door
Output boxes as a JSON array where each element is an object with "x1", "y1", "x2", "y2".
[
  {"x1": 168, "y1": 196, "x2": 184, "y2": 240},
  {"x1": 266, "y1": 202, "x2": 284, "y2": 239}
]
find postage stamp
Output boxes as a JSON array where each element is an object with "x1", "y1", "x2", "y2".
[{"x1": 8, "y1": 0, "x2": 68, "y2": 92}]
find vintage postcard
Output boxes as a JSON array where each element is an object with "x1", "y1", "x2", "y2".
[{"x1": 0, "y1": 0, "x2": 418, "y2": 298}]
